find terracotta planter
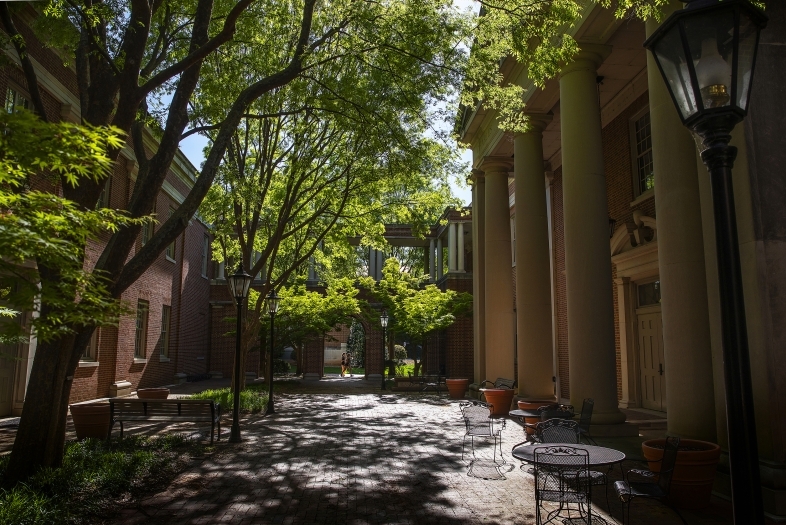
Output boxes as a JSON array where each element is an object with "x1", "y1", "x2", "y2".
[
  {"x1": 480, "y1": 388, "x2": 515, "y2": 417},
  {"x1": 137, "y1": 387, "x2": 170, "y2": 399},
  {"x1": 517, "y1": 399, "x2": 557, "y2": 434},
  {"x1": 642, "y1": 438, "x2": 721, "y2": 510},
  {"x1": 70, "y1": 402, "x2": 110, "y2": 440},
  {"x1": 445, "y1": 379, "x2": 469, "y2": 400}
]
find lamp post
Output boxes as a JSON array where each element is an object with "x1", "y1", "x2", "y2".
[
  {"x1": 644, "y1": 2, "x2": 767, "y2": 522},
  {"x1": 227, "y1": 263, "x2": 252, "y2": 443},
  {"x1": 264, "y1": 288, "x2": 280, "y2": 415},
  {"x1": 380, "y1": 309, "x2": 388, "y2": 390}
]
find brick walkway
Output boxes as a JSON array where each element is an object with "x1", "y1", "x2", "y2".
[{"x1": 113, "y1": 387, "x2": 734, "y2": 525}]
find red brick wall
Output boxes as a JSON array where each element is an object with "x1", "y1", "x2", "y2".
[{"x1": 443, "y1": 276, "x2": 474, "y2": 382}]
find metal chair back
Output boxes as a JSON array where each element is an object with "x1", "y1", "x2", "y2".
[
  {"x1": 534, "y1": 446, "x2": 590, "y2": 505},
  {"x1": 578, "y1": 398, "x2": 594, "y2": 433},
  {"x1": 459, "y1": 401, "x2": 493, "y2": 436},
  {"x1": 537, "y1": 419, "x2": 581, "y2": 444},
  {"x1": 657, "y1": 435, "x2": 681, "y2": 495}
]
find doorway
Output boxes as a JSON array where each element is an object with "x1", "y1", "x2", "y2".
[{"x1": 637, "y1": 280, "x2": 665, "y2": 412}]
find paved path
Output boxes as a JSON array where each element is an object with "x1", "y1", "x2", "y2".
[{"x1": 115, "y1": 391, "x2": 735, "y2": 525}]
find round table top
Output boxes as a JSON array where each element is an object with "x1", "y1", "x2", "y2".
[
  {"x1": 508, "y1": 409, "x2": 575, "y2": 419},
  {"x1": 511, "y1": 443, "x2": 626, "y2": 467}
]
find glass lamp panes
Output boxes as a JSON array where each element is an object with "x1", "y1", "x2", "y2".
[
  {"x1": 265, "y1": 289, "x2": 280, "y2": 316},
  {"x1": 380, "y1": 310, "x2": 389, "y2": 328},
  {"x1": 651, "y1": 26, "x2": 698, "y2": 121},
  {"x1": 634, "y1": 112, "x2": 654, "y2": 193},
  {"x1": 645, "y1": 0, "x2": 766, "y2": 126},
  {"x1": 227, "y1": 265, "x2": 252, "y2": 300}
]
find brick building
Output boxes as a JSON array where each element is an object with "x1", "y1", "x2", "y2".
[{"x1": 460, "y1": 1, "x2": 786, "y2": 517}]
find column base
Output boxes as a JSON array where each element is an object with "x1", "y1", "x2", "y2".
[
  {"x1": 303, "y1": 373, "x2": 320, "y2": 380},
  {"x1": 366, "y1": 374, "x2": 383, "y2": 380}
]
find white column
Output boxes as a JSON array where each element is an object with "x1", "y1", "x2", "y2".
[
  {"x1": 369, "y1": 248, "x2": 376, "y2": 279},
  {"x1": 436, "y1": 237, "x2": 443, "y2": 279},
  {"x1": 482, "y1": 157, "x2": 516, "y2": 382},
  {"x1": 376, "y1": 250, "x2": 384, "y2": 280},
  {"x1": 448, "y1": 222, "x2": 457, "y2": 272},
  {"x1": 471, "y1": 171, "x2": 486, "y2": 384},
  {"x1": 218, "y1": 261, "x2": 225, "y2": 279},
  {"x1": 429, "y1": 238, "x2": 436, "y2": 281},
  {"x1": 647, "y1": 8, "x2": 716, "y2": 441},
  {"x1": 514, "y1": 116, "x2": 555, "y2": 400},
  {"x1": 457, "y1": 223, "x2": 465, "y2": 272},
  {"x1": 559, "y1": 46, "x2": 625, "y2": 425}
]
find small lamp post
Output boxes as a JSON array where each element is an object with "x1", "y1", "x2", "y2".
[
  {"x1": 227, "y1": 263, "x2": 252, "y2": 443},
  {"x1": 380, "y1": 309, "x2": 389, "y2": 390},
  {"x1": 264, "y1": 288, "x2": 280, "y2": 415},
  {"x1": 644, "y1": 1, "x2": 768, "y2": 522}
]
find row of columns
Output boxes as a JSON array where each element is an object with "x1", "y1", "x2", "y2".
[
  {"x1": 473, "y1": 20, "x2": 718, "y2": 437},
  {"x1": 428, "y1": 222, "x2": 466, "y2": 281}
]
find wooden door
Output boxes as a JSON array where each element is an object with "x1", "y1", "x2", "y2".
[{"x1": 638, "y1": 311, "x2": 665, "y2": 412}]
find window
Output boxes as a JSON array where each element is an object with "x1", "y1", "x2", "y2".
[
  {"x1": 165, "y1": 207, "x2": 175, "y2": 260},
  {"x1": 510, "y1": 215, "x2": 516, "y2": 266},
  {"x1": 201, "y1": 235, "x2": 210, "y2": 277},
  {"x1": 82, "y1": 330, "x2": 98, "y2": 361},
  {"x1": 632, "y1": 110, "x2": 654, "y2": 196},
  {"x1": 4, "y1": 87, "x2": 29, "y2": 113},
  {"x1": 638, "y1": 280, "x2": 661, "y2": 307},
  {"x1": 160, "y1": 305, "x2": 171, "y2": 357},
  {"x1": 96, "y1": 177, "x2": 112, "y2": 209},
  {"x1": 141, "y1": 222, "x2": 151, "y2": 245},
  {"x1": 134, "y1": 300, "x2": 149, "y2": 358}
]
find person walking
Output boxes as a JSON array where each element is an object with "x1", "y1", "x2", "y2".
[
  {"x1": 340, "y1": 352, "x2": 347, "y2": 377},
  {"x1": 346, "y1": 352, "x2": 353, "y2": 377}
]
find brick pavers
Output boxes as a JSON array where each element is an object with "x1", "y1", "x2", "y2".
[{"x1": 111, "y1": 390, "x2": 735, "y2": 525}]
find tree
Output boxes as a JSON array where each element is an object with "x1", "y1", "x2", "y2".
[
  {"x1": 364, "y1": 258, "x2": 471, "y2": 377},
  {"x1": 197, "y1": 5, "x2": 465, "y2": 389},
  {"x1": 0, "y1": 0, "x2": 466, "y2": 481},
  {"x1": 0, "y1": 109, "x2": 142, "y2": 352},
  {"x1": 272, "y1": 280, "x2": 361, "y2": 376}
]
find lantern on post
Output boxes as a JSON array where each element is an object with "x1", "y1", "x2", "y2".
[
  {"x1": 644, "y1": 1, "x2": 768, "y2": 523},
  {"x1": 227, "y1": 263, "x2": 252, "y2": 443}
]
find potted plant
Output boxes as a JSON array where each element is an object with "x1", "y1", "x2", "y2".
[
  {"x1": 137, "y1": 387, "x2": 170, "y2": 399},
  {"x1": 642, "y1": 438, "x2": 721, "y2": 510},
  {"x1": 445, "y1": 378, "x2": 469, "y2": 399},
  {"x1": 70, "y1": 402, "x2": 111, "y2": 440},
  {"x1": 480, "y1": 388, "x2": 515, "y2": 416},
  {"x1": 517, "y1": 399, "x2": 557, "y2": 434}
]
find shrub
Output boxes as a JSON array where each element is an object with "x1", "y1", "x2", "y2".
[
  {"x1": 0, "y1": 435, "x2": 200, "y2": 524},
  {"x1": 188, "y1": 387, "x2": 268, "y2": 413}
]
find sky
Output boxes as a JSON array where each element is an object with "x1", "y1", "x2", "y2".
[{"x1": 177, "y1": 0, "x2": 477, "y2": 207}]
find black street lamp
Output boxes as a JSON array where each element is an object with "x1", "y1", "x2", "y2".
[
  {"x1": 264, "y1": 288, "x2": 281, "y2": 415},
  {"x1": 380, "y1": 309, "x2": 388, "y2": 390},
  {"x1": 227, "y1": 263, "x2": 252, "y2": 443},
  {"x1": 644, "y1": 1, "x2": 768, "y2": 523}
]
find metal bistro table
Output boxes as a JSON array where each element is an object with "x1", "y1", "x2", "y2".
[
  {"x1": 512, "y1": 443, "x2": 625, "y2": 468},
  {"x1": 508, "y1": 408, "x2": 575, "y2": 420}
]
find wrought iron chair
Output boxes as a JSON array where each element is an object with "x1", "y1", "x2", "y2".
[
  {"x1": 577, "y1": 398, "x2": 597, "y2": 445},
  {"x1": 534, "y1": 446, "x2": 592, "y2": 525},
  {"x1": 459, "y1": 400, "x2": 506, "y2": 464},
  {"x1": 538, "y1": 419, "x2": 581, "y2": 444},
  {"x1": 613, "y1": 435, "x2": 687, "y2": 525}
]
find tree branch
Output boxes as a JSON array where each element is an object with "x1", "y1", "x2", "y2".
[{"x1": 0, "y1": 4, "x2": 48, "y2": 121}]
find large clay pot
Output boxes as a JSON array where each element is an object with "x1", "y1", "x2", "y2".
[
  {"x1": 642, "y1": 438, "x2": 721, "y2": 510},
  {"x1": 480, "y1": 388, "x2": 515, "y2": 417},
  {"x1": 517, "y1": 399, "x2": 557, "y2": 434},
  {"x1": 70, "y1": 402, "x2": 111, "y2": 440},
  {"x1": 445, "y1": 379, "x2": 469, "y2": 400},
  {"x1": 137, "y1": 387, "x2": 170, "y2": 399}
]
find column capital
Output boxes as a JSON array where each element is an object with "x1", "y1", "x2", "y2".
[
  {"x1": 469, "y1": 168, "x2": 485, "y2": 184},
  {"x1": 480, "y1": 156, "x2": 513, "y2": 174},
  {"x1": 559, "y1": 43, "x2": 612, "y2": 77},
  {"x1": 515, "y1": 113, "x2": 553, "y2": 135}
]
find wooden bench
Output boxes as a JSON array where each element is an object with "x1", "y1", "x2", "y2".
[{"x1": 109, "y1": 399, "x2": 222, "y2": 443}]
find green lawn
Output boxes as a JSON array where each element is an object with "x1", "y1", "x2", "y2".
[{"x1": 323, "y1": 366, "x2": 365, "y2": 375}]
